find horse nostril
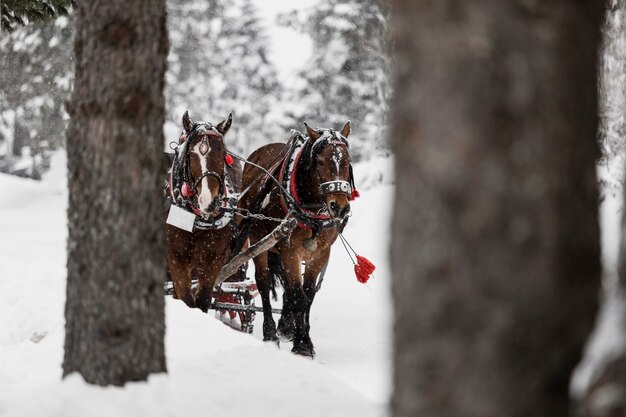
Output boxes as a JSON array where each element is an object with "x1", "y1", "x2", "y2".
[{"x1": 330, "y1": 202, "x2": 339, "y2": 213}]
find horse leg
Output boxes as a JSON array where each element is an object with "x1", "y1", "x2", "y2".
[
  {"x1": 168, "y1": 258, "x2": 194, "y2": 308},
  {"x1": 268, "y1": 251, "x2": 295, "y2": 341},
  {"x1": 281, "y1": 253, "x2": 315, "y2": 357},
  {"x1": 298, "y1": 252, "x2": 329, "y2": 357},
  {"x1": 277, "y1": 295, "x2": 295, "y2": 342},
  {"x1": 195, "y1": 265, "x2": 218, "y2": 313},
  {"x1": 166, "y1": 227, "x2": 195, "y2": 308},
  {"x1": 253, "y1": 252, "x2": 279, "y2": 342}
]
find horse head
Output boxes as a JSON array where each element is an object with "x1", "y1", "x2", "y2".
[
  {"x1": 304, "y1": 121, "x2": 353, "y2": 221},
  {"x1": 181, "y1": 111, "x2": 232, "y2": 217}
]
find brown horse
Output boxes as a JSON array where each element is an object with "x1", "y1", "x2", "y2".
[
  {"x1": 238, "y1": 121, "x2": 354, "y2": 357},
  {"x1": 165, "y1": 111, "x2": 241, "y2": 312}
]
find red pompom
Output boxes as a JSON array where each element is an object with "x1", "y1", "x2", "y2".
[
  {"x1": 354, "y1": 264, "x2": 370, "y2": 284},
  {"x1": 181, "y1": 182, "x2": 194, "y2": 197},
  {"x1": 356, "y1": 255, "x2": 376, "y2": 275},
  {"x1": 354, "y1": 255, "x2": 375, "y2": 284},
  {"x1": 350, "y1": 189, "x2": 360, "y2": 201},
  {"x1": 225, "y1": 154, "x2": 234, "y2": 166}
]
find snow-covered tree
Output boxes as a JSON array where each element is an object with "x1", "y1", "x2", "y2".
[
  {"x1": 215, "y1": 0, "x2": 282, "y2": 153},
  {"x1": 598, "y1": 0, "x2": 626, "y2": 195},
  {"x1": 281, "y1": 0, "x2": 390, "y2": 161},
  {"x1": 165, "y1": 0, "x2": 282, "y2": 155},
  {"x1": 1, "y1": 0, "x2": 72, "y2": 32},
  {"x1": 0, "y1": 16, "x2": 73, "y2": 178},
  {"x1": 165, "y1": 0, "x2": 222, "y2": 126}
]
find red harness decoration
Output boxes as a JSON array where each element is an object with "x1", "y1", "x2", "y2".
[
  {"x1": 277, "y1": 141, "x2": 331, "y2": 229},
  {"x1": 354, "y1": 255, "x2": 376, "y2": 284}
]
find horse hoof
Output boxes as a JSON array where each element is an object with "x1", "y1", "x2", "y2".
[
  {"x1": 292, "y1": 345, "x2": 315, "y2": 358},
  {"x1": 277, "y1": 320, "x2": 295, "y2": 342},
  {"x1": 277, "y1": 329, "x2": 294, "y2": 343},
  {"x1": 263, "y1": 335, "x2": 280, "y2": 347},
  {"x1": 196, "y1": 302, "x2": 210, "y2": 313}
]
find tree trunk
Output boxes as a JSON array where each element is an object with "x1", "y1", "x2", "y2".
[
  {"x1": 63, "y1": 0, "x2": 168, "y2": 386},
  {"x1": 389, "y1": 2, "x2": 602, "y2": 416}
]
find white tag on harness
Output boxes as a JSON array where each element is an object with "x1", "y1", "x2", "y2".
[{"x1": 166, "y1": 204, "x2": 196, "y2": 232}]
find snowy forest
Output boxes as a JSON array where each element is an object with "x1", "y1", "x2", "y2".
[
  {"x1": 3, "y1": 1, "x2": 626, "y2": 417},
  {"x1": 0, "y1": 0, "x2": 389, "y2": 177}
]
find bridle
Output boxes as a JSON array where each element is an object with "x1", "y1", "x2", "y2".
[
  {"x1": 307, "y1": 129, "x2": 354, "y2": 201},
  {"x1": 169, "y1": 122, "x2": 236, "y2": 229},
  {"x1": 182, "y1": 123, "x2": 226, "y2": 214},
  {"x1": 275, "y1": 128, "x2": 357, "y2": 232}
]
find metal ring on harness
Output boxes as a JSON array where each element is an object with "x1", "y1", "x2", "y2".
[{"x1": 193, "y1": 170, "x2": 223, "y2": 191}]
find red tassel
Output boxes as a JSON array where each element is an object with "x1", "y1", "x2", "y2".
[
  {"x1": 179, "y1": 133, "x2": 187, "y2": 144},
  {"x1": 181, "y1": 182, "x2": 194, "y2": 197},
  {"x1": 356, "y1": 255, "x2": 376, "y2": 275},
  {"x1": 225, "y1": 154, "x2": 234, "y2": 166},
  {"x1": 354, "y1": 264, "x2": 370, "y2": 284},
  {"x1": 350, "y1": 189, "x2": 360, "y2": 201},
  {"x1": 354, "y1": 255, "x2": 375, "y2": 284}
]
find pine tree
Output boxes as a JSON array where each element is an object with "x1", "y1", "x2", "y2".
[
  {"x1": 0, "y1": 16, "x2": 73, "y2": 178},
  {"x1": 1, "y1": 0, "x2": 73, "y2": 32},
  {"x1": 215, "y1": 0, "x2": 282, "y2": 153},
  {"x1": 165, "y1": 0, "x2": 221, "y2": 125},
  {"x1": 165, "y1": 0, "x2": 282, "y2": 155},
  {"x1": 282, "y1": 0, "x2": 390, "y2": 161},
  {"x1": 597, "y1": 0, "x2": 626, "y2": 194}
]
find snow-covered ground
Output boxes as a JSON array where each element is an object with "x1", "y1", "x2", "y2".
[
  {"x1": 0, "y1": 151, "x2": 392, "y2": 416},
  {"x1": 572, "y1": 159, "x2": 626, "y2": 397}
]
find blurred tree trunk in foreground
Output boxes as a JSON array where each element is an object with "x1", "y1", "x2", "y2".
[
  {"x1": 63, "y1": 0, "x2": 168, "y2": 385},
  {"x1": 390, "y1": 2, "x2": 603, "y2": 416}
]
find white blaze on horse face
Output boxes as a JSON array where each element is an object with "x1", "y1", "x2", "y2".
[
  {"x1": 332, "y1": 146, "x2": 343, "y2": 178},
  {"x1": 192, "y1": 141, "x2": 213, "y2": 212}
]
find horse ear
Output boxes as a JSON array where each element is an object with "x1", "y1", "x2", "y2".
[
  {"x1": 304, "y1": 122, "x2": 321, "y2": 141},
  {"x1": 182, "y1": 111, "x2": 193, "y2": 133},
  {"x1": 340, "y1": 120, "x2": 351, "y2": 138},
  {"x1": 216, "y1": 113, "x2": 233, "y2": 135}
]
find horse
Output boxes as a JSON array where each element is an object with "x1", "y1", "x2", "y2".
[
  {"x1": 165, "y1": 111, "x2": 242, "y2": 312},
  {"x1": 238, "y1": 121, "x2": 354, "y2": 357}
]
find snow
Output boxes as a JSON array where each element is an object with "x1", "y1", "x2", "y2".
[
  {"x1": 0, "y1": 151, "x2": 392, "y2": 416},
  {"x1": 572, "y1": 160, "x2": 626, "y2": 398},
  {"x1": 253, "y1": 0, "x2": 317, "y2": 82}
]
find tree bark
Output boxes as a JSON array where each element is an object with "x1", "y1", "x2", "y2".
[
  {"x1": 389, "y1": 2, "x2": 603, "y2": 416},
  {"x1": 63, "y1": 0, "x2": 168, "y2": 386}
]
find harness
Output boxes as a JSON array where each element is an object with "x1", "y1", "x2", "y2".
[
  {"x1": 168, "y1": 123, "x2": 236, "y2": 231},
  {"x1": 276, "y1": 129, "x2": 356, "y2": 231}
]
